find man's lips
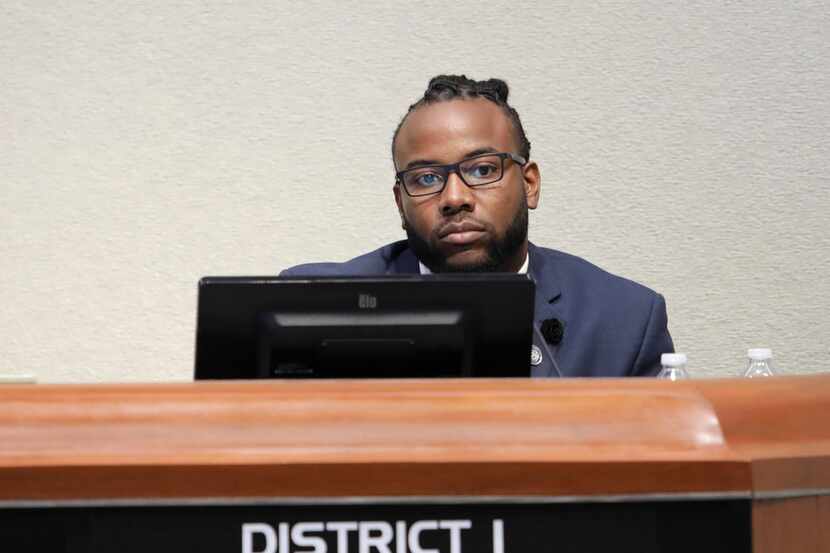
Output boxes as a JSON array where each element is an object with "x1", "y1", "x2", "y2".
[
  {"x1": 438, "y1": 221, "x2": 487, "y2": 246},
  {"x1": 441, "y1": 230, "x2": 486, "y2": 245}
]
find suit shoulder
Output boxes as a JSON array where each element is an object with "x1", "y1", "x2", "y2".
[
  {"x1": 280, "y1": 241, "x2": 409, "y2": 276},
  {"x1": 535, "y1": 246, "x2": 660, "y2": 302}
]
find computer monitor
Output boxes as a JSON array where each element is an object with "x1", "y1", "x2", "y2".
[{"x1": 194, "y1": 274, "x2": 535, "y2": 379}]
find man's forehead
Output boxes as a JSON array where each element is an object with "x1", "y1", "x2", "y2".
[{"x1": 395, "y1": 98, "x2": 515, "y2": 165}]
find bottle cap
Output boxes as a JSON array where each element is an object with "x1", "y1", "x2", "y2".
[
  {"x1": 747, "y1": 348, "x2": 773, "y2": 361},
  {"x1": 661, "y1": 353, "x2": 688, "y2": 367}
]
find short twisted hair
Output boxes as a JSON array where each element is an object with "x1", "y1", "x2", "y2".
[{"x1": 392, "y1": 75, "x2": 531, "y2": 163}]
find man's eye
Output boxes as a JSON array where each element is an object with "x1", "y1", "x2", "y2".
[
  {"x1": 414, "y1": 173, "x2": 443, "y2": 187},
  {"x1": 467, "y1": 164, "x2": 498, "y2": 178}
]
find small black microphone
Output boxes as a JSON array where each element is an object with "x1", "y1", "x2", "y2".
[{"x1": 541, "y1": 318, "x2": 564, "y2": 345}]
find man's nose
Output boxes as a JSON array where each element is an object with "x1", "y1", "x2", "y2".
[{"x1": 439, "y1": 171, "x2": 475, "y2": 216}]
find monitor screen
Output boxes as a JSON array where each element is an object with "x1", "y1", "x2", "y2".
[{"x1": 194, "y1": 274, "x2": 535, "y2": 380}]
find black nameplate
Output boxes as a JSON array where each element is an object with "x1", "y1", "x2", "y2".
[{"x1": 0, "y1": 499, "x2": 751, "y2": 552}]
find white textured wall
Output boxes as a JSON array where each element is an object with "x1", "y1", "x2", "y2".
[{"x1": 2, "y1": 1, "x2": 828, "y2": 382}]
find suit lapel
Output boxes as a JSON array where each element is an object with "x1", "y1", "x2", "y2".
[
  {"x1": 528, "y1": 243, "x2": 565, "y2": 377},
  {"x1": 387, "y1": 243, "x2": 420, "y2": 275}
]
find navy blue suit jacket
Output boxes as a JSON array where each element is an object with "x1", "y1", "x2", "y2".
[{"x1": 281, "y1": 240, "x2": 673, "y2": 377}]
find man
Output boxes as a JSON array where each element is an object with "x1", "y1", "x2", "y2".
[{"x1": 283, "y1": 75, "x2": 674, "y2": 377}]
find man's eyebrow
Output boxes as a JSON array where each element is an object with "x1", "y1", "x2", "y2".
[
  {"x1": 463, "y1": 147, "x2": 499, "y2": 158},
  {"x1": 403, "y1": 158, "x2": 441, "y2": 170},
  {"x1": 402, "y1": 147, "x2": 500, "y2": 171}
]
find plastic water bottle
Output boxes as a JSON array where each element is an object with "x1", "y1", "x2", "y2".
[
  {"x1": 657, "y1": 353, "x2": 690, "y2": 380},
  {"x1": 743, "y1": 348, "x2": 775, "y2": 378}
]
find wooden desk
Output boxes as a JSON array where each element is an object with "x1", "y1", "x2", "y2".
[{"x1": 1, "y1": 375, "x2": 828, "y2": 552}]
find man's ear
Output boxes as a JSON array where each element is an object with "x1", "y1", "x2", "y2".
[
  {"x1": 522, "y1": 161, "x2": 541, "y2": 209},
  {"x1": 393, "y1": 183, "x2": 407, "y2": 230}
]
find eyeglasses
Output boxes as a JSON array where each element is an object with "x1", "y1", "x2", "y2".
[{"x1": 395, "y1": 152, "x2": 527, "y2": 197}]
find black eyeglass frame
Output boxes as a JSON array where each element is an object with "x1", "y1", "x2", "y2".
[{"x1": 395, "y1": 152, "x2": 528, "y2": 197}]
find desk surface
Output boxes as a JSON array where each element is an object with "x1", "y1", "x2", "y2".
[{"x1": 0, "y1": 375, "x2": 828, "y2": 501}]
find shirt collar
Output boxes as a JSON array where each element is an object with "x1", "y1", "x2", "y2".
[{"x1": 418, "y1": 253, "x2": 529, "y2": 275}]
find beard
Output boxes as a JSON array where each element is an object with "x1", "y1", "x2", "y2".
[{"x1": 404, "y1": 198, "x2": 529, "y2": 273}]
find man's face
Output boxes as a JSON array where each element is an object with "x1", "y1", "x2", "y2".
[{"x1": 393, "y1": 98, "x2": 540, "y2": 273}]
